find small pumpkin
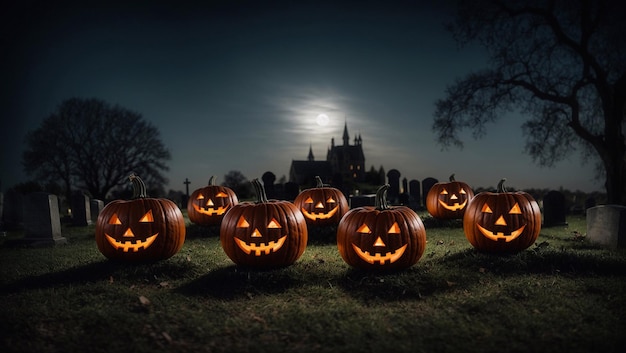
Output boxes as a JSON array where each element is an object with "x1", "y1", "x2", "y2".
[
  {"x1": 337, "y1": 184, "x2": 427, "y2": 270},
  {"x1": 463, "y1": 178, "x2": 541, "y2": 253},
  {"x1": 426, "y1": 174, "x2": 474, "y2": 219},
  {"x1": 293, "y1": 176, "x2": 349, "y2": 226},
  {"x1": 220, "y1": 178, "x2": 308, "y2": 267},
  {"x1": 95, "y1": 173, "x2": 186, "y2": 261},
  {"x1": 187, "y1": 176, "x2": 238, "y2": 226}
]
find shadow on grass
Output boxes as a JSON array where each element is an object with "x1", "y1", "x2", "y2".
[
  {"x1": 177, "y1": 265, "x2": 300, "y2": 299},
  {"x1": 0, "y1": 259, "x2": 200, "y2": 295}
]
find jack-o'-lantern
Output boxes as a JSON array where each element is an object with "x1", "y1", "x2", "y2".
[
  {"x1": 426, "y1": 174, "x2": 474, "y2": 219},
  {"x1": 337, "y1": 184, "x2": 427, "y2": 270},
  {"x1": 293, "y1": 176, "x2": 349, "y2": 226},
  {"x1": 220, "y1": 178, "x2": 308, "y2": 267},
  {"x1": 187, "y1": 176, "x2": 238, "y2": 226},
  {"x1": 463, "y1": 178, "x2": 541, "y2": 253},
  {"x1": 95, "y1": 173, "x2": 186, "y2": 261}
]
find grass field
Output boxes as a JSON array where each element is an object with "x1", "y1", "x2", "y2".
[{"x1": 1, "y1": 213, "x2": 625, "y2": 353}]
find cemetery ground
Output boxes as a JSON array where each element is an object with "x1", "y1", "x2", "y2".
[{"x1": 1, "y1": 213, "x2": 625, "y2": 353}]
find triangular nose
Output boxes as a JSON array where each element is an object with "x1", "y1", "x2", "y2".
[
  {"x1": 374, "y1": 236, "x2": 386, "y2": 247},
  {"x1": 315, "y1": 202, "x2": 325, "y2": 209},
  {"x1": 251, "y1": 228, "x2": 262, "y2": 237},
  {"x1": 123, "y1": 228, "x2": 134, "y2": 237},
  {"x1": 450, "y1": 194, "x2": 458, "y2": 200},
  {"x1": 495, "y1": 215, "x2": 507, "y2": 226}
]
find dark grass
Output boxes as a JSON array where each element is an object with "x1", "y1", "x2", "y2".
[{"x1": 1, "y1": 214, "x2": 625, "y2": 353}]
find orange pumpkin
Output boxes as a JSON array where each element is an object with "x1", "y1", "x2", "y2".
[
  {"x1": 337, "y1": 184, "x2": 427, "y2": 270},
  {"x1": 95, "y1": 173, "x2": 186, "y2": 261},
  {"x1": 187, "y1": 176, "x2": 238, "y2": 226},
  {"x1": 463, "y1": 178, "x2": 541, "y2": 253},
  {"x1": 220, "y1": 178, "x2": 308, "y2": 267},
  {"x1": 426, "y1": 174, "x2": 474, "y2": 219},
  {"x1": 293, "y1": 176, "x2": 349, "y2": 226}
]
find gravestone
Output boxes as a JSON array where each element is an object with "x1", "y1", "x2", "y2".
[
  {"x1": 409, "y1": 179, "x2": 421, "y2": 210},
  {"x1": 584, "y1": 197, "x2": 596, "y2": 213},
  {"x1": 262, "y1": 171, "x2": 277, "y2": 199},
  {"x1": 421, "y1": 177, "x2": 438, "y2": 208},
  {"x1": 2, "y1": 189, "x2": 24, "y2": 229},
  {"x1": 587, "y1": 205, "x2": 626, "y2": 248},
  {"x1": 90, "y1": 199, "x2": 104, "y2": 224},
  {"x1": 71, "y1": 192, "x2": 92, "y2": 226},
  {"x1": 386, "y1": 169, "x2": 401, "y2": 203},
  {"x1": 22, "y1": 192, "x2": 66, "y2": 246},
  {"x1": 542, "y1": 190, "x2": 568, "y2": 227},
  {"x1": 283, "y1": 182, "x2": 300, "y2": 201}
]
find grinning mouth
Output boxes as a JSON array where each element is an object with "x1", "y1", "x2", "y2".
[
  {"x1": 234, "y1": 236, "x2": 287, "y2": 256},
  {"x1": 476, "y1": 224, "x2": 526, "y2": 242},
  {"x1": 193, "y1": 204, "x2": 229, "y2": 216},
  {"x1": 105, "y1": 233, "x2": 158, "y2": 252},
  {"x1": 438, "y1": 199, "x2": 467, "y2": 211},
  {"x1": 352, "y1": 243, "x2": 407, "y2": 265},
  {"x1": 301, "y1": 206, "x2": 339, "y2": 220}
]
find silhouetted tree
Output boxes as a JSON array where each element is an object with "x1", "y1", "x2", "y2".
[
  {"x1": 22, "y1": 98, "x2": 170, "y2": 201},
  {"x1": 433, "y1": 0, "x2": 625, "y2": 204},
  {"x1": 222, "y1": 170, "x2": 253, "y2": 199}
]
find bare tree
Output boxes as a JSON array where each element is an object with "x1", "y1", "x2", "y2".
[
  {"x1": 23, "y1": 98, "x2": 170, "y2": 200},
  {"x1": 433, "y1": 0, "x2": 626, "y2": 203}
]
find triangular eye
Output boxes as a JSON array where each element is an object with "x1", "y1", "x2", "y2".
[
  {"x1": 509, "y1": 203, "x2": 522, "y2": 214},
  {"x1": 237, "y1": 216, "x2": 250, "y2": 228},
  {"x1": 304, "y1": 197, "x2": 314, "y2": 204},
  {"x1": 356, "y1": 223, "x2": 371, "y2": 234},
  {"x1": 481, "y1": 204, "x2": 493, "y2": 213},
  {"x1": 109, "y1": 213, "x2": 122, "y2": 225},
  {"x1": 196, "y1": 194, "x2": 205, "y2": 200},
  {"x1": 388, "y1": 222, "x2": 401, "y2": 234},
  {"x1": 460, "y1": 189, "x2": 467, "y2": 194},
  {"x1": 440, "y1": 189, "x2": 448, "y2": 195},
  {"x1": 267, "y1": 218, "x2": 282, "y2": 228},
  {"x1": 326, "y1": 197, "x2": 336, "y2": 203},
  {"x1": 216, "y1": 192, "x2": 228, "y2": 198},
  {"x1": 139, "y1": 210, "x2": 154, "y2": 223}
]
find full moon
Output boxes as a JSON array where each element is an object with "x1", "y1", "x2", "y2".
[{"x1": 316, "y1": 113, "x2": 329, "y2": 126}]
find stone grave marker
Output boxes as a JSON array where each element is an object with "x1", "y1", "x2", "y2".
[
  {"x1": 71, "y1": 192, "x2": 92, "y2": 226},
  {"x1": 409, "y1": 179, "x2": 421, "y2": 210},
  {"x1": 90, "y1": 199, "x2": 104, "y2": 224},
  {"x1": 421, "y1": 177, "x2": 438, "y2": 208},
  {"x1": 22, "y1": 192, "x2": 67, "y2": 246},
  {"x1": 587, "y1": 205, "x2": 626, "y2": 248},
  {"x1": 350, "y1": 194, "x2": 375, "y2": 208},
  {"x1": 543, "y1": 190, "x2": 568, "y2": 227},
  {"x1": 386, "y1": 169, "x2": 401, "y2": 203}
]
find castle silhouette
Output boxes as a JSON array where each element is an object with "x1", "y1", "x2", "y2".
[{"x1": 289, "y1": 122, "x2": 365, "y2": 187}]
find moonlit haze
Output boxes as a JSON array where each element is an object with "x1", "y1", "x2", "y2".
[{"x1": 0, "y1": 0, "x2": 600, "y2": 196}]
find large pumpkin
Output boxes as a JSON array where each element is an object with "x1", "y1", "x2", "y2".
[
  {"x1": 220, "y1": 178, "x2": 308, "y2": 267},
  {"x1": 187, "y1": 176, "x2": 238, "y2": 226},
  {"x1": 426, "y1": 174, "x2": 474, "y2": 219},
  {"x1": 96, "y1": 173, "x2": 186, "y2": 261},
  {"x1": 463, "y1": 178, "x2": 541, "y2": 253},
  {"x1": 337, "y1": 184, "x2": 427, "y2": 270},
  {"x1": 293, "y1": 176, "x2": 349, "y2": 226}
]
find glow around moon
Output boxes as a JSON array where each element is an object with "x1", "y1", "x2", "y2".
[{"x1": 316, "y1": 113, "x2": 329, "y2": 126}]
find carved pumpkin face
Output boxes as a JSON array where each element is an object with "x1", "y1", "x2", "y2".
[
  {"x1": 95, "y1": 174, "x2": 186, "y2": 261},
  {"x1": 337, "y1": 185, "x2": 427, "y2": 270},
  {"x1": 220, "y1": 179, "x2": 308, "y2": 267},
  {"x1": 293, "y1": 176, "x2": 349, "y2": 226},
  {"x1": 187, "y1": 176, "x2": 238, "y2": 226},
  {"x1": 463, "y1": 179, "x2": 541, "y2": 253},
  {"x1": 426, "y1": 174, "x2": 474, "y2": 219}
]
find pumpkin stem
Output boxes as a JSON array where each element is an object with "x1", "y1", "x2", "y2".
[
  {"x1": 128, "y1": 173, "x2": 148, "y2": 199},
  {"x1": 209, "y1": 175, "x2": 216, "y2": 186},
  {"x1": 497, "y1": 178, "x2": 507, "y2": 193},
  {"x1": 315, "y1": 176, "x2": 324, "y2": 188},
  {"x1": 374, "y1": 184, "x2": 392, "y2": 210},
  {"x1": 449, "y1": 174, "x2": 456, "y2": 182},
  {"x1": 251, "y1": 178, "x2": 269, "y2": 203}
]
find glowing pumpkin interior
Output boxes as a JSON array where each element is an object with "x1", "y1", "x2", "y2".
[
  {"x1": 352, "y1": 221, "x2": 407, "y2": 265},
  {"x1": 105, "y1": 209, "x2": 158, "y2": 252},
  {"x1": 477, "y1": 202, "x2": 526, "y2": 242}
]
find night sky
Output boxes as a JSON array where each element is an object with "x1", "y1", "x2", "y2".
[{"x1": 1, "y1": 0, "x2": 599, "y2": 195}]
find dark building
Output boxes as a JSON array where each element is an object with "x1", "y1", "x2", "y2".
[{"x1": 289, "y1": 122, "x2": 365, "y2": 187}]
